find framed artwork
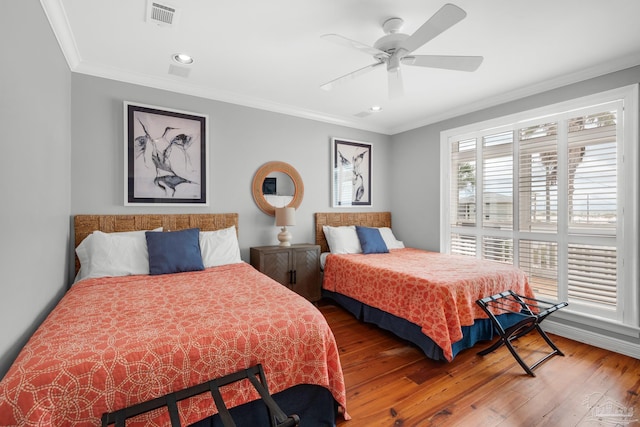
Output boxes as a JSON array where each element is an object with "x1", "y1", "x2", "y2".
[
  {"x1": 124, "y1": 102, "x2": 208, "y2": 206},
  {"x1": 262, "y1": 177, "x2": 277, "y2": 195},
  {"x1": 331, "y1": 137, "x2": 372, "y2": 207}
]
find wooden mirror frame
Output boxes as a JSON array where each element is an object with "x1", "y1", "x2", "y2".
[{"x1": 252, "y1": 161, "x2": 304, "y2": 216}]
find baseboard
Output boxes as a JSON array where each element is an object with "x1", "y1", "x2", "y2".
[{"x1": 543, "y1": 320, "x2": 640, "y2": 360}]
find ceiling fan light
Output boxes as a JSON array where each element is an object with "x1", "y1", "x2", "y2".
[
  {"x1": 173, "y1": 53, "x2": 193, "y2": 64},
  {"x1": 369, "y1": 105, "x2": 382, "y2": 112}
]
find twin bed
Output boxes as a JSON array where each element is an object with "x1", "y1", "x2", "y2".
[{"x1": 0, "y1": 211, "x2": 533, "y2": 426}]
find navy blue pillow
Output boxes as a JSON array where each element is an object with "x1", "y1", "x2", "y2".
[
  {"x1": 355, "y1": 226, "x2": 389, "y2": 254},
  {"x1": 145, "y1": 228, "x2": 204, "y2": 275}
]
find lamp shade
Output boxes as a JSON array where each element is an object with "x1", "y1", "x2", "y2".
[{"x1": 275, "y1": 207, "x2": 296, "y2": 227}]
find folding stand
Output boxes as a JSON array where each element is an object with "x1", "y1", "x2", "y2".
[
  {"x1": 101, "y1": 364, "x2": 300, "y2": 427},
  {"x1": 476, "y1": 290, "x2": 568, "y2": 376}
]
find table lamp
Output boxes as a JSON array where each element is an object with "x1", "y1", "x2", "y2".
[{"x1": 275, "y1": 207, "x2": 296, "y2": 246}]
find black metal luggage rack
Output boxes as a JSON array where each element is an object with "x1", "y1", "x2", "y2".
[
  {"x1": 476, "y1": 290, "x2": 568, "y2": 376},
  {"x1": 101, "y1": 364, "x2": 300, "y2": 427}
]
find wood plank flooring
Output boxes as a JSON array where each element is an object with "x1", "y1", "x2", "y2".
[{"x1": 318, "y1": 302, "x2": 640, "y2": 427}]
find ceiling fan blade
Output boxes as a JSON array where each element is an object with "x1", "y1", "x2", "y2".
[
  {"x1": 321, "y1": 34, "x2": 389, "y2": 58},
  {"x1": 402, "y1": 55, "x2": 483, "y2": 71},
  {"x1": 387, "y1": 67, "x2": 404, "y2": 99},
  {"x1": 399, "y1": 3, "x2": 467, "y2": 55},
  {"x1": 320, "y1": 62, "x2": 385, "y2": 91}
]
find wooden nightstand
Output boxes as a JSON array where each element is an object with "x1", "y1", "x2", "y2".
[{"x1": 250, "y1": 244, "x2": 321, "y2": 302}]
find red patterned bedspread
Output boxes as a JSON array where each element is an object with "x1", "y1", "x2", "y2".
[
  {"x1": 0, "y1": 263, "x2": 347, "y2": 426},
  {"x1": 323, "y1": 248, "x2": 533, "y2": 361}
]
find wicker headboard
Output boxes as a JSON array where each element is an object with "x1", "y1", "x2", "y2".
[
  {"x1": 73, "y1": 214, "x2": 239, "y2": 274},
  {"x1": 314, "y1": 212, "x2": 391, "y2": 253}
]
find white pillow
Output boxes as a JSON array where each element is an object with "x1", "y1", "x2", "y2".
[
  {"x1": 322, "y1": 225, "x2": 362, "y2": 254},
  {"x1": 75, "y1": 228, "x2": 161, "y2": 282},
  {"x1": 199, "y1": 226, "x2": 242, "y2": 268},
  {"x1": 378, "y1": 227, "x2": 405, "y2": 249}
]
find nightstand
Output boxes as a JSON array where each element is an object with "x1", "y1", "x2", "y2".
[{"x1": 250, "y1": 244, "x2": 321, "y2": 302}]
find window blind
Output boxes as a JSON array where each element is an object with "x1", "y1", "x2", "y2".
[
  {"x1": 519, "y1": 240, "x2": 558, "y2": 300},
  {"x1": 451, "y1": 233, "x2": 476, "y2": 257},
  {"x1": 451, "y1": 138, "x2": 476, "y2": 227},
  {"x1": 482, "y1": 132, "x2": 513, "y2": 230},
  {"x1": 518, "y1": 122, "x2": 558, "y2": 232},
  {"x1": 568, "y1": 244, "x2": 617, "y2": 308},
  {"x1": 443, "y1": 88, "x2": 636, "y2": 325},
  {"x1": 567, "y1": 112, "x2": 617, "y2": 230},
  {"x1": 482, "y1": 236, "x2": 513, "y2": 264}
]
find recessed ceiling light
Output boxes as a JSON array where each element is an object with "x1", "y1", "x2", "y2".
[
  {"x1": 369, "y1": 105, "x2": 382, "y2": 112},
  {"x1": 172, "y1": 53, "x2": 193, "y2": 65}
]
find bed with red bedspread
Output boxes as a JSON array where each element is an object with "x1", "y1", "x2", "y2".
[
  {"x1": 0, "y1": 263, "x2": 347, "y2": 426},
  {"x1": 0, "y1": 214, "x2": 347, "y2": 426},
  {"x1": 322, "y1": 248, "x2": 533, "y2": 362},
  {"x1": 315, "y1": 212, "x2": 534, "y2": 362}
]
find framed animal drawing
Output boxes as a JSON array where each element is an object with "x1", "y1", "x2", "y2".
[
  {"x1": 331, "y1": 137, "x2": 372, "y2": 207},
  {"x1": 124, "y1": 102, "x2": 208, "y2": 206}
]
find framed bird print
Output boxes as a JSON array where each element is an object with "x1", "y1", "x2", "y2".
[
  {"x1": 331, "y1": 137, "x2": 372, "y2": 207},
  {"x1": 124, "y1": 102, "x2": 208, "y2": 206}
]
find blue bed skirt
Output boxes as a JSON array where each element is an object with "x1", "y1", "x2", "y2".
[
  {"x1": 189, "y1": 384, "x2": 337, "y2": 427},
  {"x1": 323, "y1": 289, "x2": 520, "y2": 361}
]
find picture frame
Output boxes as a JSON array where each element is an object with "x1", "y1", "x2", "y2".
[
  {"x1": 262, "y1": 177, "x2": 277, "y2": 195},
  {"x1": 331, "y1": 137, "x2": 372, "y2": 207},
  {"x1": 124, "y1": 102, "x2": 209, "y2": 206}
]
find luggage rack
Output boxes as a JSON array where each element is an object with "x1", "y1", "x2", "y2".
[
  {"x1": 476, "y1": 290, "x2": 568, "y2": 376},
  {"x1": 101, "y1": 364, "x2": 300, "y2": 427}
]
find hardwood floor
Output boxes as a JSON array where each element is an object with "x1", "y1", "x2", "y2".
[{"x1": 318, "y1": 302, "x2": 640, "y2": 427}]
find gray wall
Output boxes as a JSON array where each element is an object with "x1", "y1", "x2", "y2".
[
  {"x1": 390, "y1": 66, "x2": 640, "y2": 251},
  {"x1": 0, "y1": 0, "x2": 71, "y2": 377},
  {"x1": 70, "y1": 74, "x2": 392, "y2": 276}
]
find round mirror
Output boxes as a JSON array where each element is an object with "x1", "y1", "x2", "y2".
[{"x1": 252, "y1": 161, "x2": 304, "y2": 216}]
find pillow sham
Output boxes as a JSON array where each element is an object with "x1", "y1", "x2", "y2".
[
  {"x1": 146, "y1": 228, "x2": 204, "y2": 275},
  {"x1": 355, "y1": 226, "x2": 389, "y2": 254},
  {"x1": 199, "y1": 226, "x2": 242, "y2": 268},
  {"x1": 75, "y1": 228, "x2": 162, "y2": 282},
  {"x1": 378, "y1": 227, "x2": 405, "y2": 249},
  {"x1": 322, "y1": 225, "x2": 362, "y2": 254}
]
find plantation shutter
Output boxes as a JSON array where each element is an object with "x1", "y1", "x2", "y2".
[
  {"x1": 565, "y1": 110, "x2": 618, "y2": 308},
  {"x1": 482, "y1": 236, "x2": 513, "y2": 264},
  {"x1": 567, "y1": 111, "x2": 617, "y2": 229},
  {"x1": 567, "y1": 244, "x2": 617, "y2": 308},
  {"x1": 443, "y1": 88, "x2": 635, "y2": 325},
  {"x1": 482, "y1": 132, "x2": 513, "y2": 230},
  {"x1": 450, "y1": 138, "x2": 477, "y2": 228},
  {"x1": 451, "y1": 233, "x2": 476, "y2": 257},
  {"x1": 519, "y1": 240, "x2": 558, "y2": 300},
  {"x1": 518, "y1": 122, "x2": 558, "y2": 232}
]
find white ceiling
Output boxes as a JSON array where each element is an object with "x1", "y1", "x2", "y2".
[{"x1": 43, "y1": 0, "x2": 640, "y2": 135}]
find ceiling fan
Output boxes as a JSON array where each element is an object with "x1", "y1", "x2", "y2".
[{"x1": 320, "y1": 3, "x2": 483, "y2": 99}]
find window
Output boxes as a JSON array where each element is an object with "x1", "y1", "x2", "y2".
[{"x1": 441, "y1": 85, "x2": 638, "y2": 330}]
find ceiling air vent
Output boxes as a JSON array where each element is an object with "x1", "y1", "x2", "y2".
[{"x1": 147, "y1": 1, "x2": 178, "y2": 26}]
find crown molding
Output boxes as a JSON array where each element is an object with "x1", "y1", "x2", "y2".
[
  {"x1": 40, "y1": 0, "x2": 640, "y2": 137},
  {"x1": 77, "y1": 60, "x2": 392, "y2": 135},
  {"x1": 40, "y1": 0, "x2": 81, "y2": 69},
  {"x1": 389, "y1": 53, "x2": 640, "y2": 135}
]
